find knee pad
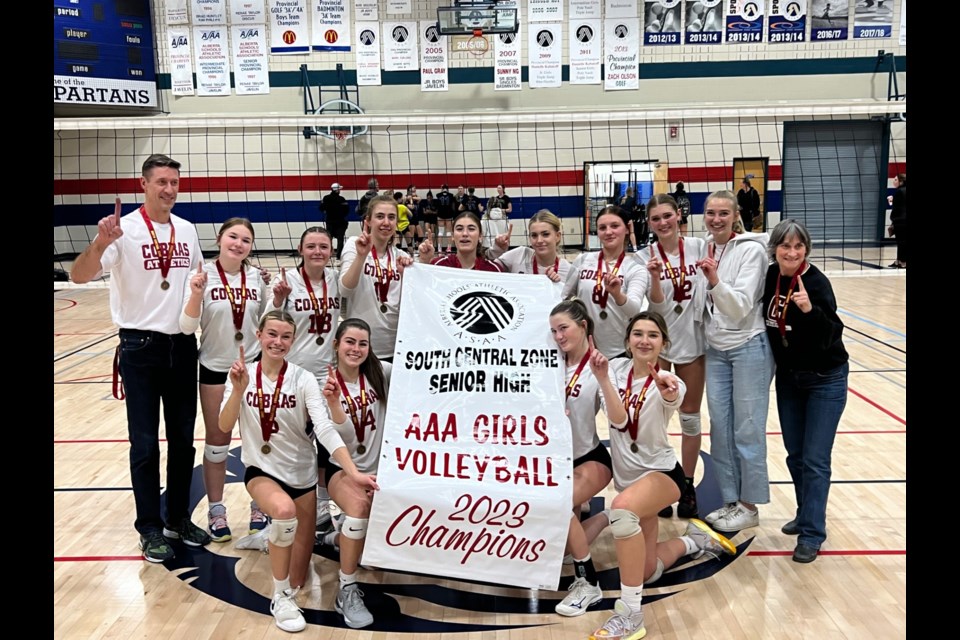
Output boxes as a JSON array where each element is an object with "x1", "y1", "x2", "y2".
[
  {"x1": 608, "y1": 509, "x2": 641, "y2": 540},
  {"x1": 340, "y1": 516, "x2": 368, "y2": 540},
  {"x1": 203, "y1": 444, "x2": 229, "y2": 463},
  {"x1": 680, "y1": 412, "x2": 702, "y2": 437},
  {"x1": 648, "y1": 558, "x2": 665, "y2": 584},
  {"x1": 268, "y1": 517, "x2": 298, "y2": 547}
]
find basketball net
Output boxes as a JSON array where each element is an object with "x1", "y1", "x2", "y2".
[{"x1": 332, "y1": 129, "x2": 349, "y2": 151}]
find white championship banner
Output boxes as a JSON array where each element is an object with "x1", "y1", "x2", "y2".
[
  {"x1": 363, "y1": 266, "x2": 572, "y2": 590},
  {"x1": 230, "y1": 0, "x2": 265, "y2": 23},
  {"x1": 604, "y1": 18, "x2": 640, "y2": 91},
  {"x1": 570, "y1": 0, "x2": 601, "y2": 19},
  {"x1": 312, "y1": 0, "x2": 351, "y2": 51},
  {"x1": 420, "y1": 21, "x2": 449, "y2": 92},
  {"x1": 193, "y1": 26, "x2": 230, "y2": 96},
  {"x1": 494, "y1": 29, "x2": 521, "y2": 91},
  {"x1": 605, "y1": 0, "x2": 640, "y2": 19},
  {"x1": 168, "y1": 27, "x2": 195, "y2": 95},
  {"x1": 192, "y1": 0, "x2": 227, "y2": 24},
  {"x1": 166, "y1": 0, "x2": 189, "y2": 24},
  {"x1": 354, "y1": 0, "x2": 377, "y2": 21},
  {"x1": 231, "y1": 24, "x2": 270, "y2": 94},
  {"x1": 383, "y1": 22, "x2": 418, "y2": 71},
  {"x1": 355, "y1": 21, "x2": 382, "y2": 85},
  {"x1": 268, "y1": 0, "x2": 309, "y2": 54},
  {"x1": 570, "y1": 19, "x2": 601, "y2": 84},
  {"x1": 528, "y1": 23, "x2": 562, "y2": 88}
]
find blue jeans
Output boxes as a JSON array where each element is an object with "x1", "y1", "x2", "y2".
[
  {"x1": 118, "y1": 329, "x2": 199, "y2": 534},
  {"x1": 706, "y1": 332, "x2": 775, "y2": 506},
  {"x1": 776, "y1": 362, "x2": 849, "y2": 549}
]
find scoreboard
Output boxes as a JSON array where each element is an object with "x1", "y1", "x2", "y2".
[{"x1": 53, "y1": 0, "x2": 158, "y2": 107}]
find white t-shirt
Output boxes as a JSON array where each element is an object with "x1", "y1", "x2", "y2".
[
  {"x1": 323, "y1": 362, "x2": 393, "y2": 475},
  {"x1": 99, "y1": 209, "x2": 202, "y2": 334},
  {"x1": 263, "y1": 267, "x2": 341, "y2": 379},
  {"x1": 222, "y1": 361, "x2": 347, "y2": 490},
  {"x1": 491, "y1": 246, "x2": 572, "y2": 292},
  {"x1": 562, "y1": 252, "x2": 649, "y2": 359},
  {"x1": 603, "y1": 358, "x2": 686, "y2": 492},
  {"x1": 564, "y1": 358, "x2": 606, "y2": 460},
  {"x1": 180, "y1": 263, "x2": 268, "y2": 372},
  {"x1": 636, "y1": 238, "x2": 708, "y2": 365},
  {"x1": 339, "y1": 238, "x2": 410, "y2": 360}
]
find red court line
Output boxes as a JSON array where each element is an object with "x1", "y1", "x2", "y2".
[
  {"x1": 54, "y1": 555, "x2": 144, "y2": 562},
  {"x1": 848, "y1": 387, "x2": 906, "y2": 426},
  {"x1": 55, "y1": 299, "x2": 78, "y2": 312},
  {"x1": 54, "y1": 438, "x2": 243, "y2": 444},
  {"x1": 748, "y1": 550, "x2": 905, "y2": 557}
]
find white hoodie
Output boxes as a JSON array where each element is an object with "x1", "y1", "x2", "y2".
[{"x1": 702, "y1": 231, "x2": 770, "y2": 351}]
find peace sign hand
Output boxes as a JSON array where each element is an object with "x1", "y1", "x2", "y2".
[
  {"x1": 95, "y1": 198, "x2": 125, "y2": 249},
  {"x1": 792, "y1": 274, "x2": 812, "y2": 313},
  {"x1": 603, "y1": 271, "x2": 623, "y2": 296},
  {"x1": 649, "y1": 362, "x2": 679, "y2": 399},
  {"x1": 495, "y1": 223, "x2": 513, "y2": 251},
  {"x1": 229, "y1": 346, "x2": 249, "y2": 388}
]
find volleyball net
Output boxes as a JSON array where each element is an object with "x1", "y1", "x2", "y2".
[{"x1": 54, "y1": 100, "x2": 906, "y2": 285}]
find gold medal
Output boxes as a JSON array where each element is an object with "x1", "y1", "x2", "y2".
[
  {"x1": 316, "y1": 336, "x2": 324, "y2": 346},
  {"x1": 261, "y1": 444, "x2": 271, "y2": 454},
  {"x1": 234, "y1": 331, "x2": 243, "y2": 341},
  {"x1": 357, "y1": 444, "x2": 367, "y2": 455},
  {"x1": 630, "y1": 442, "x2": 638, "y2": 453},
  {"x1": 380, "y1": 303, "x2": 388, "y2": 313},
  {"x1": 674, "y1": 303, "x2": 683, "y2": 314},
  {"x1": 160, "y1": 280, "x2": 170, "y2": 290},
  {"x1": 599, "y1": 310, "x2": 608, "y2": 320}
]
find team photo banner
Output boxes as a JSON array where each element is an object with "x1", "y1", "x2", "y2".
[
  {"x1": 810, "y1": 0, "x2": 848, "y2": 41},
  {"x1": 726, "y1": 0, "x2": 765, "y2": 43},
  {"x1": 644, "y1": 1, "x2": 682, "y2": 45},
  {"x1": 685, "y1": 0, "x2": 723, "y2": 44},
  {"x1": 312, "y1": 0, "x2": 351, "y2": 51},
  {"x1": 363, "y1": 266, "x2": 572, "y2": 590},
  {"x1": 768, "y1": 0, "x2": 806, "y2": 43}
]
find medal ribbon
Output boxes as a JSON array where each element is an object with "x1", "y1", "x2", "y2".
[
  {"x1": 712, "y1": 232, "x2": 738, "y2": 270},
  {"x1": 533, "y1": 256, "x2": 560, "y2": 276},
  {"x1": 565, "y1": 349, "x2": 592, "y2": 399},
  {"x1": 657, "y1": 239, "x2": 687, "y2": 303},
  {"x1": 594, "y1": 251, "x2": 626, "y2": 311},
  {"x1": 773, "y1": 261, "x2": 807, "y2": 345},
  {"x1": 255, "y1": 361, "x2": 288, "y2": 444},
  {"x1": 613, "y1": 365, "x2": 659, "y2": 443},
  {"x1": 336, "y1": 371, "x2": 369, "y2": 446},
  {"x1": 300, "y1": 266, "x2": 328, "y2": 336},
  {"x1": 370, "y1": 245, "x2": 394, "y2": 306},
  {"x1": 215, "y1": 260, "x2": 248, "y2": 335},
  {"x1": 139, "y1": 205, "x2": 176, "y2": 284}
]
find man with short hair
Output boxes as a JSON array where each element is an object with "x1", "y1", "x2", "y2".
[
  {"x1": 71, "y1": 154, "x2": 211, "y2": 562},
  {"x1": 358, "y1": 178, "x2": 379, "y2": 219},
  {"x1": 321, "y1": 182, "x2": 350, "y2": 259}
]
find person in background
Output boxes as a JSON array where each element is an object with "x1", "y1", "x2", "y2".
[
  {"x1": 672, "y1": 181, "x2": 692, "y2": 236},
  {"x1": 737, "y1": 178, "x2": 762, "y2": 232},
  {"x1": 357, "y1": 178, "x2": 379, "y2": 219},
  {"x1": 321, "y1": 183, "x2": 349, "y2": 261},
  {"x1": 887, "y1": 173, "x2": 907, "y2": 269}
]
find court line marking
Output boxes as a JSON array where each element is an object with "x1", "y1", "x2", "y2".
[
  {"x1": 848, "y1": 387, "x2": 906, "y2": 425},
  {"x1": 54, "y1": 299, "x2": 78, "y2": 312},
  {"x1": 837, "y1": 308, "x2": 906, "y2": 338}
]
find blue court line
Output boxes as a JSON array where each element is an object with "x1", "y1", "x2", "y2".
[
  {"x1": 844, "y1": 334, "x2": 906, "y2": 366},
  {"x1": 54, "y1": 487, "x2": 142, "y2": 492},
  {"x1": 846, "y1": 354, "x2": 906, "y2": 391},
  {"x1": 837, "y1": 308, "x2": 906, "y2": 339}
]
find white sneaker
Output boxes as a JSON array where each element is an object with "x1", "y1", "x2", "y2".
[
  {"x1": 336, "y1": 583, "x2": 373, "y2": 629},
  {"x1": 686, "y1": 519, "x2": 737, "y2": 559},
  {"x1": 589, "y1": 598, "x2": 645, "y2": 640},
  {"x1": 270, "y1": 588, "x2": 306, "y2": 633},
  {"x1": 711, "y1": 503, "x2": 759, "y2": 533},
  {"x1": 703, "y1": 503, "x2": 736, "y2": 525},
  {"x1": 234, "y1": 525, "x2": 270, "y2": 552},
  {"x1": 555, "y1": 577, "x2": 602, "y2": 617}
]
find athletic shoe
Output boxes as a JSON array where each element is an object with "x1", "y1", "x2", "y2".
[
  {"x1": 703, "y1": 503, "x2": 736, "y2": 525},
  {"x1": 781, "y1": 518, "x2": 800, "y2": 535},
  {"x1": 685, "y1": 519, "x2": 737, "y2": 559},
  {"x1": 318, "y1": 530, "x2": 340, "y2": 553},
  {"x1": 270, "y1": 588, "x2": 306, "y2": 633},
  {"x1": 316, "y1": 496, "x2": 333, "y2": 535},
  {"x1": 234, "y1": 526, "x2": 270, "y2": 552},
  {"x1": 711, "y1": 504, "x2": 759, "y2": 533},
  {"x1": 676, "y1": 481, "x2": 699, "y2": 519},
  {"x1": 249, "y1": 502, "x2": 269, "y2": 534},
  {"x1": 589, "y1": 598, "x2": 646, "y2": 640},
  {"x1": 555, "y1": 577, "x2": 603, "y2": 617},
  {"x1": 163, "y1": 519, "x2": 212, "y2": 547},
  {"x1": 658, "y1": 505, "x2": 673, "y2": 518},
  {"x1": 336, "y1": 583, "x2": 374, "y2": 629},
  {"x1": 562, "y1": 553, "x2": 574, "y2": 565},
  {"x1": 139, "y1": 531, "x2": 174, "y2": 563},
  {"x1": 208, "y1": 504, "x2": 232, "y2": 542}
]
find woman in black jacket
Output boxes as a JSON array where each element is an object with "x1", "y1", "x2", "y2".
[{"x1": 887, "y1": 173, "x2": 907, "y2": 268}]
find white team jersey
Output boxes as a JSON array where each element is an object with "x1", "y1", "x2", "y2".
[
  {"x1": 222, "y1": 361, "x2": 347, "y2": 490},
  {"x1": 636, "y1": 238, "x2": 707, "y2": 365},
  {"x1": 99, "y1": 209, "x2": 202, "y2": 334},
  {"x1": 702, "y1": 233, "x2": 769, "y2": 351},
  {"x1": 339, "y1": 237, "x2": 410, "y2": 360},
  {"x1": 562, "y1": 252, "x2": 649, "y2": 359},
  {"x1": 564, "y1": 358, "x2": 606, "y2": 460},
  {"x1": 324, "y1": 362, "x2": 393, "y2": 475},
  {"x1": 183, "y1": 263, "x2": 267, "y2": 372},
  {"x1": 603, "y1": 358, "x2": 685, "y2": 492},
  {"x1": 492, "y1": 246, "x2": 572, "y2": 292},
  {"x1": 263, "y1": 267, "x2": 341, "y2": 379}
]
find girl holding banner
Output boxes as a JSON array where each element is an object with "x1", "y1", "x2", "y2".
[
  {"x1": 548, "y1": 299, "x2": 617, "y2": 617},
  {"x1": 486, "y1": 209, "x2": 572, "y2": 285},
  {"x1": 417, "y1": 211, "x2": 504, "y2": 272},
  {"x1": 637, "y1": 195, "x2": 710, "y2": 520},
  {"x1": 317, "y1": 318, "x2": 391, "y2": 630},
  {"x1": 562, "y1": 205, "x2": 648, "y2": 359},
  {"x1": 593, "y1": 311, "x2": 735, "y2": 640},
  {"x1": 218, "y1": 311, "x2": 379, "y2": 634},
  {"x1": 340, "y1": 195, "x2": 414, "y2": 363}
]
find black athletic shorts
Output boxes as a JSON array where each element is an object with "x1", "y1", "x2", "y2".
[
  {"x1": 574, "y1": 442, "x2": 613, "y2": 472},
  {"x1": 244, "y1": 466, "x2": 315, "y2": 500}
]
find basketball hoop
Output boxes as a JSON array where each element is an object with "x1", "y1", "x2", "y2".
[
  {"x1": 468, "y1": 28, "x2": 489, "y2": 57},
  {"x1": 332, "y1": 129, "x2": 350, "y2": 151}
]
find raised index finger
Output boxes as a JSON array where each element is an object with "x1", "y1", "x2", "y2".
[
  {"x1": 708, "y1": 243, "x2": 715, "y2": 259},
  {"x1": 114, "y1": 197, "x2": 122, "y2": 223},
  {"x1": 238, "y1": 345, "x2": 245, "y2": 362},
  {"x1": 588, "y1": 335, "x2": 596, "y2": 352},
  {"x1": 797, "y1": 274, "x2": 805, "y2": 290},
  {"x1": 281, "y1": 267, "x2": 287, "y2": 283},
  {"x1": 507, "y1": 223, "x2": 513, "y2": 236}
]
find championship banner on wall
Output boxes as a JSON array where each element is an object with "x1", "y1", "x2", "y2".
[
  {"x1": 494, "y1": 30, "x2": 521, "y2": 91},
  {"x1": 384, "y1": 22, "x2": 418, "y2": 71},
  {"x1": 685, "y1": 0, "x2": 723, "y2": 43},
  {"x1": 420, "y1": 21, "x2": 449, "y2": 92},
  {"x1": 192, "y1": 0, "x2": 227, "y2": 24},
  {"x1": 355, "y1": 21, "x2": 382, "y2": 85},
  {"x1": 312, "y1": 0, "x2": 351, "y2": 51},
  {"x1": 168, "y1": 26, "x2": 195, "y2": 95},
  {"x1": 726, "y1": 0, "x2": 765, "y2": 43},
  {"x1": 166, "y1": 0, "x2": 189, "y2": 24},
  {"x1": 230, "y1": 0, "x2": 265, "y2": 23},
  {"x1": 853, "y1": 0, "x2": 891, "y2": 39},
  {"x1": 569, "y1": 19, "x2": 601, "y2": 85},
  {"x1": 387, "y1": 0, "x2": 411, "y2": 14},
  {"x1": 363, "y1": 266, "x2": 571, "y2": 591},
  {"x1": 606, "y1": 0, "x2": 639, "y2": 19},
  {"x1": 768, "y1": 0, "x2": 806, "y2": 43},
  {"x1": 528, "y1": 0, "x2": 563, "y2": 22},
  {"x1": 899, "y1": 0, "x2": 905, "y2": 45},
  {"x1": 231, "y1": 24, "x2": 270, "y2": 94},
  {"x1": 570, "y1": 0, "x2": 601, "y2": 19},
  {"x1": 809, "y1": 0, "x2": 847, "y2": 40},
  {"x1": 193, "y1": 26, "x2": 230, "y2": 95},
  {"x1": 604, "y1": 18, "x2": 640, "y2": 91},
  {"x1": 529, "y1": 23, "x2": 562, "y2": 88},
  {"x1": 268, "y1": 0, "x2": 309, "y2": 53},
  {"x1": 644, "y1": 1, "x2": 682, "y2": 45},
  {"x1": 354, "y1": 0, "x2": 377, "y2": 21}
]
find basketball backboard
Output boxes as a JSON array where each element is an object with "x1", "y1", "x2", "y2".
[{"x1": 437, "y1": 2, "x2": 519, "y2": 35}]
